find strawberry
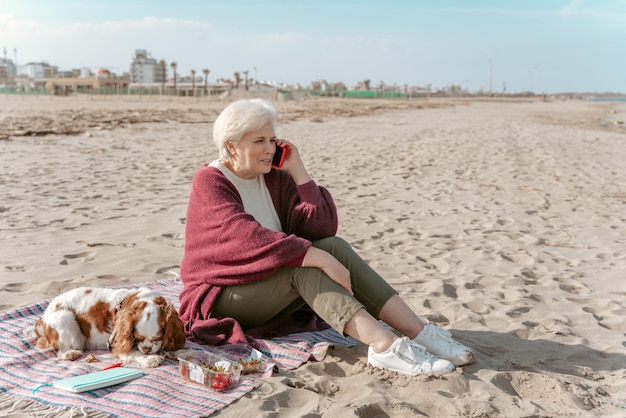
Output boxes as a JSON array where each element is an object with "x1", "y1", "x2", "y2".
[{"x1": 211, "y1": 373, "x2": 232, "y2": 391}]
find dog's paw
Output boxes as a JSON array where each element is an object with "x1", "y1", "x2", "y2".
[
  {"x1": 137, "y1": 354, "x2": 165, "y2": 368},
  {"x1": 163, "y1": 349, "x2": 186, "y2": 360},
  {"x1": 23, "y1": 326, "x2": 36, "y2": 338},
  {"x1": 59, "y1": 350, "x2": 83, "y2": 361}
]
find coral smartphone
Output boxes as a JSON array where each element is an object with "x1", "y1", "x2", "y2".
[{"x1": 272, "y1": 145, "x2": 286, "y2": 168}]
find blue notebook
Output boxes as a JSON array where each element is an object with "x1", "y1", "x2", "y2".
[{"x1": 50, "y1": 367, "x2": 143, "y2": 393}]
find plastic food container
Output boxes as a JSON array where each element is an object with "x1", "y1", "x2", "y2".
[
  {"x1": 210, "y1": 343, "x2": 269, "y2": 375},
  {"x1": 178, "y1": 351, "x2": 242, "y2": 391}
]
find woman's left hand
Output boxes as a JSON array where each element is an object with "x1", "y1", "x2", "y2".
[{"x1": 303, "y1": 246, "x2": 353, "y2": 295}]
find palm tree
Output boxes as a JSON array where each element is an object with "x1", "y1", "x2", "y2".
[
  {"x1": 332, "y1": 82, "x2": 347, "y2": 97},
  {"x1": 159, "y1": 60, "x2": 166, "y2": 95},
  {"x1": 234, "y1": 72, "x2": 241, "y2": 89},
  {"x1": 202, "y1": 68, "x2": 209, "y2": 94},
  {"x1": 191, "y1": 69, "x2": 196, "y2": 96},
  {"x1": 170, "y1": 62, "x2": 177, "y2": 93}
]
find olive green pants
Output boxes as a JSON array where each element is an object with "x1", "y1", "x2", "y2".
[{"x1": 213, "y1": 236, "x2": 398, "y2": 334}]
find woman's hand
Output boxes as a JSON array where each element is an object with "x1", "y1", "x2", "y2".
[
  {"x1": 275, "y1": 139, "x2": 311, "y2": 185},
  {"x1": 303, "y1": 246, "x2": 353, "y2": 295}
]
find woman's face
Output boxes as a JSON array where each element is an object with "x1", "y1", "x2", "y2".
[{"x1": 227, "y1": 121, "x2": 277, "y2": 179}]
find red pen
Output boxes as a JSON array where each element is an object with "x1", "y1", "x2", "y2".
[{"x1": 102, "y1": 362, "x2": 123, "y2": 371}]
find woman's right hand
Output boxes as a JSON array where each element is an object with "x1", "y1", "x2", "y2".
[
  {"x1": 275, "y1": 139, "x2": 312, "y2": 186},
  {"x1": 303, "y1": 246, "x2": 353, "y2": 295}
]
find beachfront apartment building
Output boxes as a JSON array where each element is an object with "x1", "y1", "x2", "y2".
[
  {"x1": 130, "y1": 49, "x2": 166, "y2": 84},
  {"x1": 16, "y1": 62, "x2": 58, "y2": 79}
]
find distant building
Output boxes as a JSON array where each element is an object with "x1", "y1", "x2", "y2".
[
  {"x1": 130, "y1": 49, "x2": 166, "y2": 84},
  {"x1": 0, "y1": 57, "x2": 17, "y2": 80},
  {"x1": 17, "y1": 62, "x2": 58, "y2": 79},
  {"x1": 96, "y1": 68, "x2": 113, "y2": 78},
  {"x1": 57, "y1": 70, "x2": 74, "y2": 78},
  {"x1": 44, "y1": 76, "x2": 129, "y2": 95},
  {"x1": 78, "y1": 67, "x2": 92, "y2": 78}
]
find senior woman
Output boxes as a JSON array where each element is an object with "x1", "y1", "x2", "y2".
[{"x1": 178, "y1": 99, "x2": 475, "y2": 375}]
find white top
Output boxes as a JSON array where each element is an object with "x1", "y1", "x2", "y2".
[{"x1": 209, "y1": 160, "x2": 283, "y2": 232}]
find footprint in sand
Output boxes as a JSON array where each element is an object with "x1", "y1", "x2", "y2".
[
  {"x1": 60, "y1": 251, "x2": 96, "y2": 265},
  {"x1": 155, "y1": 265, "x2": 180, "y2": 274},
  {"x1": 0, "y1": 282, "x2": 30, "y2": 292},
  {"x1": 2, "y1": 263, "x2": 28, "y2": 272},
  {"x1": 490, "y1": 372, "x2": 521, "y2": 397},
  {"x1": 506, "y1": 307, "x2": 531, "y2": 318},
  {"x1": 443, "y1": 282, "x2": 458, "y2": 298},
  {"x1": 554, "y1": 276, "x2": 590, "y2": 295},
  {"x1": 354, "y1": 404, "x2": 388, "y2": 418},
  {"x1": 594, "y1": 252, "x2": 625, "y2": 262},
  {"x1": 581, "y1": 305, "x2": 622, "y2": 331},
  {"x1": 582, "y1": 306, "x2": 603, "y2": 321},
  {"x1": 498, "y1": 250, "x2": 535, "y2": 266},
  {"x1": 147, "y1": 232, "x2": 184, "y2": 247},
  {"x1": 463, "y1": 301, "x2": 493, "y2": 315},
  {"x1": 96, "y1": 274, "x2": 124, "y2": 280},
  {"x1": 282, "y1": 373, "x2": 340, "y2": 397},
  {"x1": 520, "y1": 267, "x2": 538, "y2": 281},
  {"x1": 148, "y1": 232, "x2": 183, "y2": 241},
  {"x1": 464, "y1": 280, "x2": 483, "y2": 290},
  {"x1": 528, "y1": 293, "x2": 549, "y2": 303},
  {"x1": 495, "y1": 216, "x2": 516, "y2": 226}
]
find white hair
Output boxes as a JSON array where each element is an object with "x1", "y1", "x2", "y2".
[{"x1": 212, "y1": 99, "x2": 278, "y2": 159}]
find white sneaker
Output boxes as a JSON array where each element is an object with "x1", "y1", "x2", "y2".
[
  {"x1": 413, "y1": 324, "x2": 476, "y2": 366},
  {"x1": 368, "y1": 336, "x2": 455, "y2": 375}
]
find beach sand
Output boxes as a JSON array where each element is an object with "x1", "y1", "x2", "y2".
[{"x1": 1, "y1": 93, "x2": 625, "y2": 417}]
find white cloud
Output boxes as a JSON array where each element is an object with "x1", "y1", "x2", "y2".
[
  {"x1": 1, "y1": 14, "x2": 212, "y2": 71},
  {"x1": 259, "y1": 31, "x2": 306, "y2": 45},
  {"x1": 561, "y1": 0, "x2": 585, "y2": 17}
]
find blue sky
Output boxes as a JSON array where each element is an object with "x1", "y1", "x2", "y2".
[{"x1": 1, "y1": 0, "x2": 624, "y2": 93}]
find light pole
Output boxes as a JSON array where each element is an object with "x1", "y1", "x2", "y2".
[
  {"x1": 488, "y1": 59, "x2": 492, "y2": 94},
  {"x1": 243, "y1": 70, "x2": 249, "y2": 90}
]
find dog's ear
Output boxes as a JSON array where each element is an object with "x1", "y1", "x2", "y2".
[
  {"x1": 33, "y1": 318, "x2": 59, "y2": 351},
  {"x1": 161, "y1": 301, "x2": 186, "y2": 351},
  {"x1": 111, "y1": 305, "x2": 137, "y2": 356}
]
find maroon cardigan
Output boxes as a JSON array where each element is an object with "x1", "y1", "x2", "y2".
[{"x1": 178, "y1": 165, "x2": 338, "y2": 345}]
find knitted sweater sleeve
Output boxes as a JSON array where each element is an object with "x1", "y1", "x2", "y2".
[{"x1": 265, "y1": 169, "x2": 338, "y2": 240}]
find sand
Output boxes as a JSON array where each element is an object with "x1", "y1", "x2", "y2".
[{"x1": 1, "y1": 93, "x2": 625, "y2": 417}]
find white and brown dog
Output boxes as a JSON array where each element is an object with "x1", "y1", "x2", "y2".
[{"x1": 29, "y1": 287, "x2": 186, "y2": 368}]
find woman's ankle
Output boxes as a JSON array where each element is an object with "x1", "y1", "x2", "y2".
[{"x1": 370, "y1": 335, "x2": 397, "y2": 354}]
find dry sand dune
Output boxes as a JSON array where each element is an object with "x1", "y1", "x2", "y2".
[{"x1": 1, "y1": 94, "x2": 625, "y2": 417}]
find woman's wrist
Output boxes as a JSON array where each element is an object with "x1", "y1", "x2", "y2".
[
  {"x1": 302, "y1": 246, "x2": 325, "y2": 269},
  {"x1": 290, "y1": 165, "x2": 312, "y2": 185}
]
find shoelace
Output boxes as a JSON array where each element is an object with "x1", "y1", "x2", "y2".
[
  {"x1": 430, "y1": 326, "x2": 456, "y2": 344},
  {"x1": 393, "y1": 337, "x2": 434, "y2": 367},
  {"x1": 425, "y1": 326, "x2": 468, "y2": 359}
]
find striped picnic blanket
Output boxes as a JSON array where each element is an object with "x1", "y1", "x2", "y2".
[{"x1": 0, "y1": 278, "x2": 358, "y2": 417}]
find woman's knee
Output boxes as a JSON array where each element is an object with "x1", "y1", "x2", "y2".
[{"x1": 312, "y1": 236, "x2": 352, "y2": 254}]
